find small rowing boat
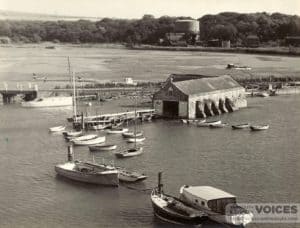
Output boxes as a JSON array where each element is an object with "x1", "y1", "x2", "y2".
[
  {"x1": 89, "y1": 144, "x2": 117, "y2": 152},
  {"x1": 115, "y1": 147, "x2": 143, "y2": 158},
  {"x1": 69, "y1": 134, "x2": 98, "y2": 142},
  {"x1": 209, "y1": 123, "x2": 228, "y2": 128},
  {"x1": 127, "y1": 137, "x2": 146, "y2": 143},
  {"x1": 122, "y1": 131, "x2": 143, "y2": 138},
  {"x1": 63, "y1": 130, "x2": 83, "y2": 137},
  {"x1": 49, "y1": 125, "x2": 65, "y2": 132},
  {"x1": 197, "y1": 120, "x2": 221, "y2": 127},
  {"x1": 107, "y1": 128, "x2": 129, "y2": 134},
  {"x1": 232, "y1": 123, "x2": 250, "y2": 129},
  {"x1": 250, "y1": 125, "x2": 269, "y2": 131},
  {"x1": 72, "y1": 136, "x2": 106, "y2": 146},
  {"x1": 117, "y1": 168, "x2": 148, "y2": 182}
]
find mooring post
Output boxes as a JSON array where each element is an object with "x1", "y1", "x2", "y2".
[
  {"x1": 158, "y1": 172, "x2": 163, "y2": 194},
  {"x1": 81, "y1": 112, "x2": 85, "y2": 130},
  {"x1": 67, "y1": 145, "x2": 73, "y2": 162}
]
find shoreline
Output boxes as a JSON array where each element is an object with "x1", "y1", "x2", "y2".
[{"x1": 129, "y1": 45, "x2": 300, "y2": 57}]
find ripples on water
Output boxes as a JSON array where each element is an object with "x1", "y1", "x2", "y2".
[{"x1": 0, "y1": 96, "x2": 300, "y2": 228}]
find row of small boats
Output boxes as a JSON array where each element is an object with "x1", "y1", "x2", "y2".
[
  {"x1": 181, "y1": 119, "x2": 269, "y2": 131},
  {"x1": 49, "y1": 125, "x2": 147, "y2": 158}
]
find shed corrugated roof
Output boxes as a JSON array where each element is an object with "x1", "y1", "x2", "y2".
[
  {"x1": 173, "y1": 75, "x2": 242, "y2": 96},
  {"x1": 182, "y1": 186, "x2": 235, "y2": 201}
]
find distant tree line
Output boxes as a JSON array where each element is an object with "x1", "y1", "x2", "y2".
[{"x1": 0, "y1": 12, "x2": 300, "y2": 45}]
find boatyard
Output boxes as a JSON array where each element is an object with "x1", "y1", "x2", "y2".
[{"x1": 1, "y1": 41, "x2": 300, "y2": 228}]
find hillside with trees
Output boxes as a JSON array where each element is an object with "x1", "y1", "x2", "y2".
[{"x1": 0, "y1": 12, "x2": 300, "y2": 45}]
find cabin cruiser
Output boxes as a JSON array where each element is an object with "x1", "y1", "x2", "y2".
[
  {"x1": 55, "y1": 161, "x2": 119, "y2": 186},
  {"x1": 179, "y1": 185, "x2": 253, "y2": 226}
]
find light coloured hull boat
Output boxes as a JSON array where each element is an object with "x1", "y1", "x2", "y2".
[
  {"x1": 179, "y1": 185, "x2": 253, "y2": 226},
  {"x1": 209, "y1": 123, "x2": 228, "y2": 128},
  {"x1": 63, "y1": 130, "x2": 83, "y2": 137},
  {"x1": 69, "y1": 134, "x2": 98, "y2": 142},
  {"x1": 89, "y1": 123, "x2": 111, "y2": 130},
  {"x1": 250, "y1": 125, "x2": 269, "y2": 131},
  {"x1": 115, "y1": 147, "x2": 143, "y2": 158},
  {"x1": 126, "y1": 137, "x2": 146, "y2": 143},
  {"x1": 197, "y1": 120, "x2": 221, "y2": 127},
  {"x1": 122, "y1": 131, "x2": 143, "y2": 138},
  {"x1": 117, "y1": 168, "x2": 147, "y2": 182},
  {"x1": 22, "y1": 96, "x2": 73, "y2": 107},
  {"x1": 89, "y1": 144, "x2": 117, "y2": 152},
  {"x1": 232, "y1": 123, "x2": 250, "y2": 129},
  {"x1": 55, "y1": 161, "x2": 119, "y2": 186},
  {"x1": 49, "y1": 125, "x2": 65, "y2": 132},
  {"x1": 107, "y1": 128, "x2": 129, "y2": 134},
  {"x1": 72, "y1": 136, "x2": 106, "y2": 146}
]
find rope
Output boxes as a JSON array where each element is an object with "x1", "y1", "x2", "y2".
[{"x1": 120, "y1": 183, "x2": 154, "y2": 193}]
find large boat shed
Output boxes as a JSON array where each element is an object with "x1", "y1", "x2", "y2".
[{"x1": 153, "y1": 74, "x2": 247, "y2": 119}]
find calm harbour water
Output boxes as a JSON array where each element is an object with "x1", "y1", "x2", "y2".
[
  {"x1": 0, "y1": 96, "x2": 300, "y2": 228},
  {"x1": 0, "y1": 46, "x2": 300, "y2": 228}
]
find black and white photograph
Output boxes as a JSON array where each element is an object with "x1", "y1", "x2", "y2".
[{"x1": 0, "y1": 0, "x2": 300, "y2": 227}]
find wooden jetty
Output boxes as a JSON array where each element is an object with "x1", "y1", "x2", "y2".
[{"x1": 73, "y1": 109, "x2": 155, "y2": 129}]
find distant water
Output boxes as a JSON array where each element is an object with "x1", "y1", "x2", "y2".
[{"x1": 0, "y1": 95, "x2": 300, "y2": 228}]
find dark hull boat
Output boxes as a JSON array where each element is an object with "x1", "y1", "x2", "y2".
[
  {"x1": 115, "y1": 147, "x2": 143, "y2": 158},
  {"x1": 151, "y1": 189, "x2": 207, "y2": 225},
  {"x1": 117, "y1": 168, "x2": 147, "y2": 182},
  {"x1": 232, "y1": 123, "x2": 250, "y2": 129},
  {"x1": 250, "y1": 125, "x2": 269, "y2": 131},
  {"x1": 151, "y1": 172, "x2": 207, "y2": 225},
  {"x1": 89, "y1": 144, "x2": 117, "y2": 152}
]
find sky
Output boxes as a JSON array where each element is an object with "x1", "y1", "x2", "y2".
[{"x1": 0, "y1": 0, "x2": 300, "y2": 19}]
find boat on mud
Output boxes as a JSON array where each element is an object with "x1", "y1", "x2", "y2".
[
  {"x1": 151, "y1": 173, "x2": 207, "y2": 225},
  {"x1": 226, "y1": 64, "x2": 252, "y2": 70},
  {"x1": 232, "y1": 123, "x2": 250, "y2": 129},
  {"x1": 89, "y1": 144, "x2": 117, "y2": 152},
  {"x1": 179, "y1": 185, "x2": 253, "y2": 226},
  {"x1": 250, "y1": 125, "x2": 269, "y2": 131}
]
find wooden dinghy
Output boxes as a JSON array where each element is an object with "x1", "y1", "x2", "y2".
[
  {"x1": 250, "y1": 125, "x2": 269, "y2": 131},
  {"x1": 232, "y1": 123, "x2": 250, "y2": 129},
  {"x1": 197, "y1": 120, "x2": 221, "y2": 127},
  {"x1": 126, "y1": 137, "x2": 146, "y2": 143},
  {"x1": 49, "y1": 125, "x2": 65, "y2": 132},
  {"x1": 72, "y1": 136, "x2": 106, "y2": 146},
  {"x1": 115, "y1": 147, "x2": 143, "y2": 158},
  {"x1": 89, "y1": 144, "x2": 117, "y2": 152}
]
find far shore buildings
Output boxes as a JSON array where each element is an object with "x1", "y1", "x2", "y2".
[{"x1": 153, "y1": 74, "x2": 247, "y2": 119}]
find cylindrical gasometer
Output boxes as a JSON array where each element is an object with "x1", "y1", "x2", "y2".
[{"x1": 174, "y1": 20, "x2": 200, "y2": 34}]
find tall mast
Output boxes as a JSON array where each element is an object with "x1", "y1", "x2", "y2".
[
  {"x1": 72, "y1": 71, "x2": 77, "y2": 120},
  {"x1": 134, "y1": 85, "x2": 137, "y2": 149},
  {"x1": 67, "y1": 57, "x2": 71, "y2": 82}
]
